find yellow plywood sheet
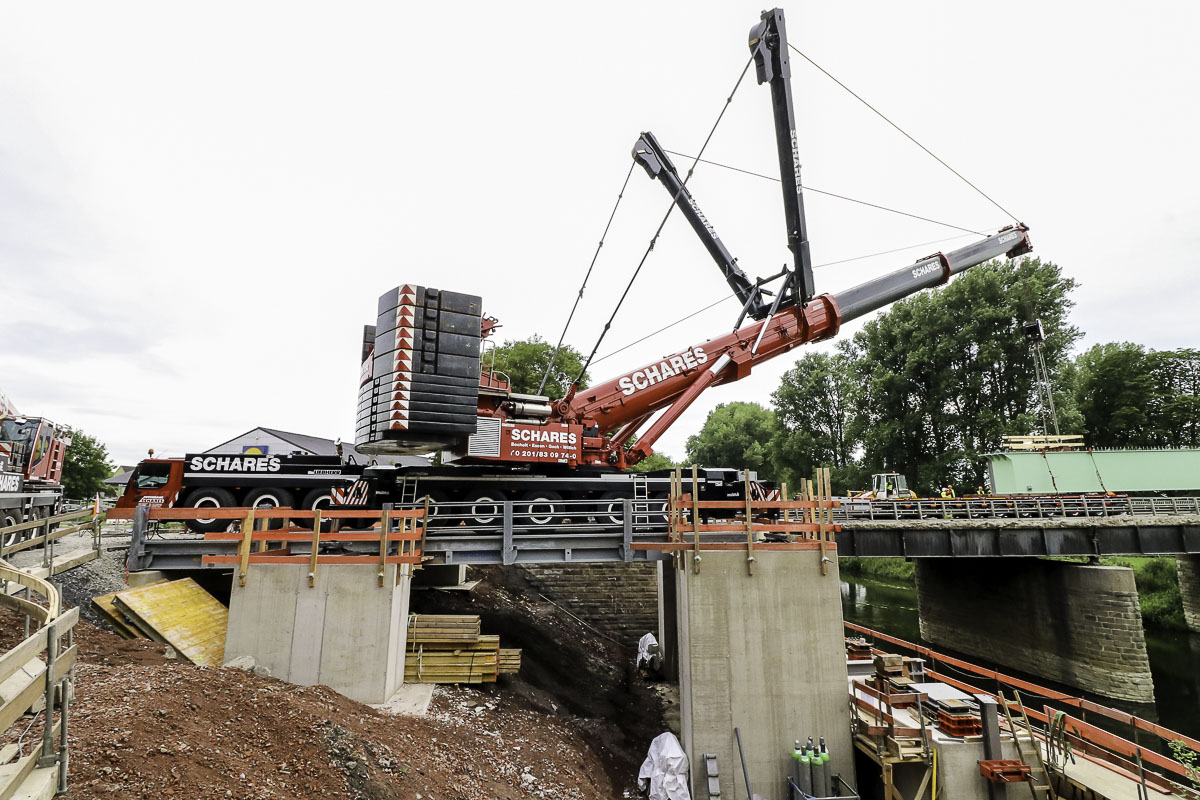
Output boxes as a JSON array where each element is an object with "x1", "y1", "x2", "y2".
[
  {"x1": 111, "y1": 578, "x2": 227, "y2": 666},
  {"x1": 90, "y1": 591, "x2": 143, "y2": 639}
]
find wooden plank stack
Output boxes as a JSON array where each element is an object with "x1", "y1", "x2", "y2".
[
  {"x1": 498, "y1": 649, "x2": 522, "y2": 674},
  {"x1": 404, "y1": 614, "x2": 521, "y2": 684}
]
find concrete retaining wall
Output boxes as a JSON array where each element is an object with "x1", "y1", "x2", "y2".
[
  {"x1": 1177, "y1": 555, "x2": 1200, "y2": 633},
  {"x1": 677, "y1": 551, "x2": 852, "y2": 800},
  {"x1": 224, "y1": 564, "x2": 411, "y2": 705},
  {"x1": 520, "y1": 563, "x2": 659, "y2": 649},
  {"x1": 915, "y1": 559, "x2": 1153, "y2": 703}
]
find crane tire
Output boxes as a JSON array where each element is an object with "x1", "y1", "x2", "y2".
[
  {"x1": 2, "y1": 513, "x2": 20, "y2": 548},
  {"x1": 520, "y1": 489, "x2": 563, "y2": 526},
  {"x1": 297, "y1": 488, "x2": 333, "y2": 531},
  {"x1": 183, "y1": 487, "x2": 238, "y2": 533},
  {"x1": 464, "y1": 492, "x2": 504, "y2": 527},
  {"x1": 598, "y1": 491, "x2": 627, "y2": 527},
  {"x1": 245, "y1": 488, "x2": 296, "y2": 531}
]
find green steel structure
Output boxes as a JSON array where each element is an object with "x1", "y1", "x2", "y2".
[{"x1": 985, "y1": 448, "x2": 1200, "y2": 494}]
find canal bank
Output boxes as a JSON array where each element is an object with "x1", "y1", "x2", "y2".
[{"x1": 840, "y1": 568, "x2": 1200, "y2": 740}]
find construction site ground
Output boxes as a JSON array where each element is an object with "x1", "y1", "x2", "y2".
[{"x1": 3, "y1": 527, "x2": 669, "y2": 799}]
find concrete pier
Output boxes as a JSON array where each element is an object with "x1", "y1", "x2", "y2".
[
  {"x1": 1177, "y1": 555, "x2": 1200, "y2": 633},
  {"x1": 675, "y1": 550, "x2": 852, "y2": 800},
  {"x1": 223, "y1": 564, "x2": 412, "y2": 704},
  {"x1": 915, "y1": 559, "x2": 1153, "y2": 703}
]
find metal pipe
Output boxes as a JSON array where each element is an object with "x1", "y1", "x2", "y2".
[{"x1": 735, "y1": 727, "x2": 754, "y2": 800}]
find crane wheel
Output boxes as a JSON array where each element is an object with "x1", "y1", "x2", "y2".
[
  {"x1": 2, "y1": 513, "x2": 20, "y2": 548},
  {"x1": 182, "y1": 487, "x2": 238, "y2": 533},
  {"x1": 245, "y1": 488, "x2": 296, "y2": 531},
  {"x1": 598, "y1": 492, "x2": 626, "y2": 526},
  {"x1": 520, "y1": 490, "x2": 562, "y2": 526},
  {"x1": 464, "y1": 492, "x2": 503, "y2": 527},
  {"x1": 296, "y1": 489, "x2": 335, "y2": 532}
]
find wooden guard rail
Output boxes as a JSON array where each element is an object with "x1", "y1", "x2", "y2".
[
  {"x1": 661, "y1": 465, "x2": 841, "y2": 576},
  {"x1": 0, "y1": 559, "x2": 80, "y2": 797},
  {"x1": 846, "y1": 621, "x2": 1200, "y2": 791},
  {"x1": 109, "y1": 505, "x2": 424, "y2": 588},
  {"x1": 1, "y1": 506, "x2": 103, "y2": 571}
]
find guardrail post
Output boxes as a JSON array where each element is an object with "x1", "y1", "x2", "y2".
[
  {"x1": 127, "y1": 505, "x2": 149, "y2": 572},
  {"x1": 57, "y1": 670, "x2": 70, "y2": 793},
  {"x1": 39, "y1": 622, "x2": 57, "y2": 766},
  {"x1": 622, "y1": 499, "x2": 633, "y2": 563},
  {"x1": 502, "y1": 502, "x2": 515, "y2": 566},
  {"x1": 42, "y1": 514, "x2": 53, "y2": 569}
]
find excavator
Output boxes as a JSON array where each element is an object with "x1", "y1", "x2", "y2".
[{"x1": 339, "y1": 8, "x2": 1032, "y2": 526}]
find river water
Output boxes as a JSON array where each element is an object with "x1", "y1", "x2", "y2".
[{"x1": 840, "y1": 572, "x2": 1200, "y2": 740}]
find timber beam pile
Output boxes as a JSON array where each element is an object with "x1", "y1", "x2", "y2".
[{"x1": 404, "y1": 614, "x2": 521, "y2": 684}]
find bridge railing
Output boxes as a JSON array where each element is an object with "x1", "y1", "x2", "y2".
[
  {"x1": 834, "y1": 494, "x2": 1200, "y2": 521},
  {"x1": 846, "y1": 621, "x2": 1200, "y2": 795},
  {"x1": 0, "y1": 558, "x2": 80, "y2": 797}
]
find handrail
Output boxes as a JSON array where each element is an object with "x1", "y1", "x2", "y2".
[
  {"x1": 845, "y1": 621, "x2": 1200, "y2": 786},
  {"x1": 0, "y1": 557, "x2": 80, "y2": 797}
]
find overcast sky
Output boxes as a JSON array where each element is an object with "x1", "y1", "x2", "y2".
[{"x1": 2, "y1": 1, "x2": 1197, "y2": 467}]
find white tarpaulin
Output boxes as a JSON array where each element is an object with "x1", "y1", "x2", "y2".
[
  {"x1": 637, "y1": 632, "x2": 659, "y2": 669},
  {"x1": 638, "y1": 731, "x2": 690, "y2": 800}
]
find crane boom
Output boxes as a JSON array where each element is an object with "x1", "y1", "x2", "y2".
[{"x1": 565, "y1": 224, "x2": 1031, "y2": 463}]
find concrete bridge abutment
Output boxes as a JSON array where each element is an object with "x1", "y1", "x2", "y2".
[
  {"x1": 914, "y1": 558, "x2": 1154, "y2": 703},
  {"x1": 1176, "y1": 555, "x2": 1200, "y2": 633},
  {"x1": 675, "y1": 550, "x2": 852, "y2": 800},
  {"x1": 223, "y1": 563, "x2": 412, "y2": 705}
]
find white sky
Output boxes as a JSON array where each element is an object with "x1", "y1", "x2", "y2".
[{"x1": 2, "y1": 1, "x2": 1197, "y2": 466}]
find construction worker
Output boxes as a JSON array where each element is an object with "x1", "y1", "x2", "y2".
[
  {"x1": 885, "y1": 478, "x2": 896, "y2": 498},
  {"x1": 940, "y1": 485, "x2": 954, "y2": 519}
]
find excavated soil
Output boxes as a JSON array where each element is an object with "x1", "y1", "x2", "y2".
[{"x1": 1, "y1": 560, "x2": 667, "y2": 799}]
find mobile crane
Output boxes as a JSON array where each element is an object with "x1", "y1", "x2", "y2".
[
  {"x1": 0, "y1": 390, "x2": 71, "y2": 544},
  {"x1": 339, "y1": 8, "x2": 1032, "y2": 525}
]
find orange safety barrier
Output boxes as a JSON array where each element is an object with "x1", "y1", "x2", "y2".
[{"x1": 847, "y1": 621, "x2": 1199, "y2": 788}]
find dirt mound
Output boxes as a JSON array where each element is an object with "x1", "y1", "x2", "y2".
[
  {"x1": 411, "y1": 566, "x2": 668, "y2": 791},
  {"x1": 3, "y1": 605, "x2": 636, "y2": 799},
  {"x1": 72, "y1": 660, "x2": 618, "y2": 800}
]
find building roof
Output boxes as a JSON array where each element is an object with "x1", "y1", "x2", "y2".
[{"x1": 208, "y1": 427, "x2": 427, "y2": 467}]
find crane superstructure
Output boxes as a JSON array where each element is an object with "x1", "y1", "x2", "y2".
[
  {"x1": 0, "y1": 390, "x2": 70, "y2": 538},
  {"x1": 350, "y1": 9, "x2": 1030, "y2": 481}
]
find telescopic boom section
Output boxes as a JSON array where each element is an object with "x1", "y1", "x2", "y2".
[
  {"x1": 749, "y1": 7, "x2": 814, "y2": 305},
  {"x1": 564, "y1": 225, "x2": 1031, "y2": 466}
]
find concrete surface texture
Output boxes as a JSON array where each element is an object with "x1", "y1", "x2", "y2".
[
  {"x1": 1176, "y1": 555, "x2": 1200, "y2": 633},
  {"x1": 915, "y1": 559, "x2": 1153, "y2": 703},
  {"x1": 223, "y1": 564, "x2": 411, "y2": 704},
  {"x1": 676, "y1": 551, "x2": 852, "y2": 800}
]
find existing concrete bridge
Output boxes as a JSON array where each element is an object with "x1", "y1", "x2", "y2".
[{"x1": 123, "y1": 499, "x2": 1200, "y2": 704}]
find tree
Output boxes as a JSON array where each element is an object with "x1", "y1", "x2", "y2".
[
  {"x1": 628, "y1": 452, "x2": 680, "y2": 473},
  {"x1": 771, "y1": 345, "x2": 867, "y2": 492},
  {"x1": 685, "y1": 402, "x2": 781, "y2": 479},
  {"x1": 487, "y1": 335, "x2": 588, "y2": 400},
  {"x1": 844, "y1": 257, "x2": 1080, "y2": 493},
  {"x1": 1071, "y1": 345, "x2": 1200, "y2": 448},
  {"x1": 61, "y1": 431, "x2": 114, "y2": 499}
]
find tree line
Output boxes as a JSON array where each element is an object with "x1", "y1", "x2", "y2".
[{"x1": 683, "y1": 257, "x2": 1197, "y2": 494}]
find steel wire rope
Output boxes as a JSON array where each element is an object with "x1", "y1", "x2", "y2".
[
  {"x1": 535, "y1": 161, "x2": 638, "y2": 396},
  {"x1": 662, "y1": 148, "x2": 985, "y2": 236},
  {"x1": 575, "y1": 57, "x2": 755, "y2": 384},
  {"x1": 787, "y1": 43, "x2": 1021, "y2": 224},
  {"x1": 588, "y1": 232, "x2": 980, "y2": 367}
]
